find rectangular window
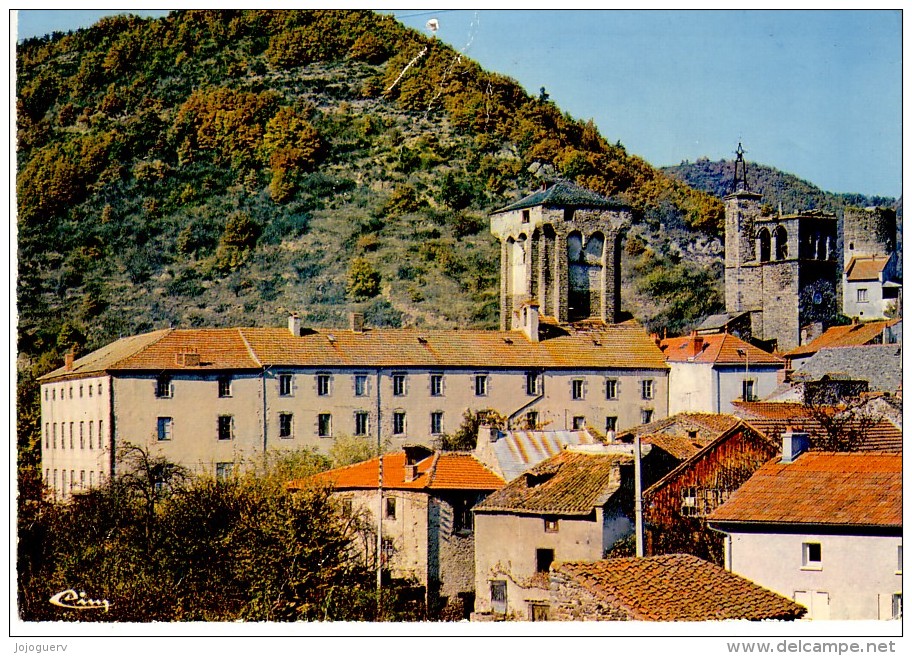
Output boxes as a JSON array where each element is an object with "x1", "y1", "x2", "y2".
[
  {"x1": 218, "y1": 376, "x2": 232, "y2": 398},
  {"x1": 52, "y1": 423, "x2": 57, "y2": 449},
  {"x1": 88, "y1": 421, "x2": 94, "y2": 449},
  {"x1": 216, "y1": 462, "x2": 234, "y2": 481},
  {"x1": 536, "y1": 548, "x2": 555, "y2": 573},
  {"x1": 218, "y1": 415, "x2": 233, "y2": 441},
  {"x1": 521, "y1": 209, "x2": 530, "y2": 224},
  {"x1": 156, "y1": 375, "x2": 173, "y2": 398},
  {"x1": 430, "y1": 374, "x2": 443, "y2": 397},
  {"x1": 99, "y1": 420, "x2": 103, "y2": 444},
  {"x1": 317, "y1": 374, "x2": 331, "y2": 396},
  {"x1": 279, "y1": 374, "x2": 293, "y2": 396},
  {"x1": 526, "y1": 371, "x2": 540, "y2": 395},
  {"x1": 571, "y1": 379, "x2": 584, "y2": 400},
  {"x1": 392, "y1": 411, "x2": 406, "y2": 436},
  {"x1": 525, "y1": 411, "x2": 539, "y2": 429},
  {"x1": 857, "y1": 288, "x2": 869, "y2": 303},
  {"x1": 279, "y1": 413, "x2": 293, "y2": 439},
  {"x1": 430, "y1": 411, "x2": 443, "y2": 435},
  {"x1": 80, "y1": 470, "x2": 85, "y2": 488},
  {"x1": 385, "y1": 496, "x2": 397, "y2": 520},
  {"x1": 572, "y1": 416, "x2": 586, "y2": 430},
  {"x1": 89, "y1": 471, "x2": 94, "y2": 488},
  {"x1": 606, "y1": 379, "x2": 618, "y2": 400},
  {"x1": 381, "y1": 537, "x2": 394, "y2": 564},
  {"x1": 79, "y1": 384, "x2": 83, "y2": 398},
  {"x1": 641, "y1": 379, "x2": 654, "y2": 400},
  {"x1": 530, "y1": 604, "x2": 550, "y2": 622},
  {"x1": 641, "y1": 409, "x2": 654, "y2": 424},
  {"x1": 544, "y1": 518, "x2": 559, "y2": 533},
  {"x1": 392, "y1": 373, "x2": 406, "y2": 397},
  {"x1": 453, "y1": 498, "x2": 474, "y2": 533},
  {"x1": 892, "y1": 594, "x2": 902, "y2": 620},
  {"x1": 802, "y1": 542, "x2": 822, "y2": 568},
  {"x1": 98, "y1": 382, "x2": 102, "y2": 396},
  {"x1": 318, "y1": 413, "x2": 332, "y2": 438},
  {"x1": 52, "y1": 388, "x2": 55, "y2": 401},
  {"x1": 69, "y1": 423, "x2": 74, "y2": 449},
  {"x1": 79, "y1": 422, "x2": 84, "y2": 449},
  {"x1": 475, "y1": 374, "x2": 488, "y2": 397},
  {"x1": 491, "y1": 581, "x2": 507, "y2": 614},
  {"x1": 44, "y1": 423, "x2": 49, "y2": 449},
  {"x1": 605, "y1": 416, "x2": 618, "y2": 433},
  {"x1": 341, "y1": 497, "x2": 353, "y2": 517},
  {"x1": 157, "y1": 417, "x2": 173, "y2": 441},
  {"x1": 88, "y1": 384, "x2": 92, "y2": 398},
  {"x1": 354, "y1": 374, "x2": 368, "y2": 397},
  {"x1": 742, "y1": 379, "x2": 756, "y2": 402},
  {"x1": 354, "y1": 411, "x2": 369, "y2": 436}
]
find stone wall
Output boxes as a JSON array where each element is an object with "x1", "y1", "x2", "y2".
[{"x1": 548, "y1": 570, "x2": 630, "y2": 621}]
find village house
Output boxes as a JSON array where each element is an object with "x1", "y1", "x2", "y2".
[
  {"x1": 708, "y1": 435, "x2": 902, "y2": 620},
  {"x1": 658, "y1": 332, "x2": 785, "y2": 414},
  {"x1": 549, "y1": 554, "x2": 806, "y2": 621},
  {"x1": 38, "y1": 180, "x2": 670, "y2": 499},
  {"x1": 842, "y1": 206, "x2": 901, "y2": 321},
  {"x1": 785, "y1": 317, "x2": 901, "y2": 369},
  {"x1": 287, "y1": 444, "x2": 504, "y2": 618},
  {"x1": 472, "y1": 446, "x2": 637, "y2": 620}
]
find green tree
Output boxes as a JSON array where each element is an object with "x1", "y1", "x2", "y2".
[
  {"x1": 437, "y1": 408, "x2": 506, "y2": 451},
  {"x1": 346, "y1": 257, "x2": 381, "y2": 300}
]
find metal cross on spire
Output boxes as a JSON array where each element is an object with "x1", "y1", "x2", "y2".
[{"x1": 731, "y1": 142, "x2": 751, "y2": 193}]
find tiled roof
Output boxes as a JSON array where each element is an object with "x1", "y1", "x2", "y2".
[
  {"x1": 845, "y1": 255, "x2": 890, "y2": 282},
  {"x1": 40, "y1": 321, "x2": 668, "y2": 381},
  {"x1": 491, "y1": 180, "x2": 627, "y2": 214},
  {"x1": 619, "y1": 412, "x2": 741, "y2": 442},
  {"x1": 553, "y1": 555, "x2": 806, "y2": 621},
  {"x1": 474, "y1": 449, "x2": 628, "y2": 516},
  {"x1": 643, "y1": 433, "x2": 715, "y2": 461},
  {"x1": 786, "y1": 319, "x2": 899, "y2": 358},
  {"x1": 478, "y1": 429, "x2": 604, "y2": 481},
  {"x1": 794, "y1": 344, "x2": 902, "y2": 393},
  {"x1": 660, "y1": 333, "x2": 784, "y2": 365},
  {"x1": 289, "y1": 451, "x2": 504, "y2": 492},
  {"x1": 708, "y1": 452, "x2": 901, "y2": 528}
]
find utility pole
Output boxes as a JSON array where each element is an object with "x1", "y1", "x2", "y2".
[
  {"x1": 376, "y1": 369, "x2": 383, "y2": 618},
  {"x1": 634, "y1": 434, "x2": 644, "y2": 557}
]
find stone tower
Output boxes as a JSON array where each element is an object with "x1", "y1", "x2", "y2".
[
  {"x1": 843, "y1": 206, "x2": 897, "y2": 267},
  {"x1": 723, "y1": 143, "x2": 764, "y2": 318},
  {"x1": 490, "y1": 180, "x2": 631, "y2": 331}
]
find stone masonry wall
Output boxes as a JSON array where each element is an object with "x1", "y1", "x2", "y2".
[{"x1": 549, "y1": 571, "x2": 630, "y2": 621}]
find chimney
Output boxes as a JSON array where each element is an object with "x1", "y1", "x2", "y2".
[
  {"x1": 690, "y1": 331, "x2": 704, "y2": 357},
  {"x1": 780, "y1": 427, "x2": 810, "y2": 463},
  {"x1": 404, "y1": 464, "x2": 418, "y2": 483},
  {"x1": 350, "y1": 312, "x2": 365, "y2": 333},
  {"x1": 483, "y1": 425, "x2": 501, "y2": 444},
  {"x1": 288, "y1": 312, "x2": 301, "y2": 336},
  {"x1": 64, "y1": 349, "x2": 75, "y2": 371},
  {"x1": 175, "y1": 350, "x2": 200, "y2": 367},
  {"x1": 520, "y1": 301, "x2": 540, "y2": 343}
]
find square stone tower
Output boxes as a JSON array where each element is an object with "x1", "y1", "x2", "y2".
[{"x1": 490, "y1": 180, "x2": 631, "y2": 330}]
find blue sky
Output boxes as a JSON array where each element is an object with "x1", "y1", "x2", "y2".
[{"x1": 15, "y1": 8, "x2": 902, "y2": 198}]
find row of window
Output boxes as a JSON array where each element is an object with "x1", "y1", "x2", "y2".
[
  {"x1": 44, "y1": 468, "x2": 104, "y2": 496},
  {"x1": 44, "y1": 420, "x2": 105, "y2": 450},
  {"x1": 528, "y1": 411, "x2": 652, "y2": 431},
  {"x1": 153, "y1": 373, "x2": 656, "y2": 401},
  {"x1": 44, "y1": 380, "x2": 104, "y2": 402}
]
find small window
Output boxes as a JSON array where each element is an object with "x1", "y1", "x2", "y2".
[
  {"x1": 606, "y1": 379, "x2": 618, "y2": 400},
  {"x1": 605, "y1": 416, "x2": 618, "y2": 433},
  {"x1": 475, "y1": 374, "x2": 488, "y2": 397},
  {"x1": 52, "y1": 388, "x2": 56, "y2": 401},
  {"x1": 69, "y1": 423, "x2": 74, "y2": 449},
  {"x1": 641, "y1": 379, "x2": 654, "y2": 400},
  {"x1": 354, "y1": 374, "x2": 368, "y2": 397},
  {"x1": 571, "y1": 379, "x2": 584, "y2": 400},
  {"x1": 530, "y1": 604, "x2": 550, "y2": 622},
  {"x1": 88, "y1": 384, "x2": 92, "y2": 398},
  {"x1": 218, "y1": 376, "x2": 232, "y2": 398},
  {"x1": 279, "y1": 374, "x2": 293, "y2": 397},
  {"x1": 98, "y1": 382, "x2": 103, "y2": 396},
  {"x1": 857, "y1": 288, "x2": 869, "y2": 303},
  {"x1": 490, "y1": 581, "x2": 507, "y2": 614},
  {"x1": 742, "y1": 379, "x2": 756, "y2": 402},
  {"x1": 80, "y1": 470, "x2": 85, "y2": 488},
  {"x1": 430, "y1": 411, "x2": 443, "y2": 435},
  {"x1": 641, "y1": 409, "x2": 654, "y2": 425},
  {"x1": 44, "y1": 388, "x2": 48, "y2": 401},
  {"x1": 544, "y1": 518, "x2": 559, "y2": 533},
  {"x1": 354, "y1": 411, "x2": 369, "y2": 436},
  {"x1": 79, "y1": 384, "x2": 83, "y2": 398},
  {"x1": 44, "y1": 423, "x2": 49, "y2": 449},
  {"x1": 802, "y1": 542, "x2": 822, "y2": 568},
  {"x1": 317, "y1": 374, "x2": 331, "y2": 396},
  {"x1": 525, "y1": 411, "x2": 539, "y2": 429},
  {"x1": 69, "y1": 386, "x2": 73, "y2": 399},
  {"x1": 572, "y1": 416, "x2": 586, "y2": 430},
  {"x1": 341, "y1": 497, "x2": 353, "y2": 517},
  {"x1": 216, "y1": 462, "x2": 234, "y2": 481},
  {"x1": 79, "y1": 422, "x2": 85, "y2": 448},
  {"x1": 392, "y1": 411, "x2": 406, "y2": 436},
  {"x1": 430, "y1": 374, "x2": 443, "y2": 397},
  {"x1": 156, "y1": 375, "x2": 173, "y2": 398},
  {"x1": 521, "y1": 209, "x2": 530, "y2": 224},
  {"x1": 536, "y1": 548, "x2": 555, "y2": 573},
  {"x1": 52, "y1": 423, "x2": 57, "y2": 449},
  {"x1": 526, "y1": 371, "x2": 540, "y2": 395},
  {"x1": 892, "y1": 594, "x2": 902, "y2": 620},
  {"x1": 392, "y1": 373, "x2": 406, "y2": 397},
  {"x1": 385, "y1": 496, "x2": 397, "y2": 520},
  {"x1": 218, "y1": 415, "x2": 233, "y2": 441},
  {"x1": 88, "y1": 422, "x2": 93, "y2": 450},
  {"x1": 318, "y1": 413, "x2": 332, "y2": 438},
  {"x1": 279, "y1": 413, "x2": 293, "y2": 439},
  {"x1": 381, "y1": 537, "x2": 394, "y2": 564},
  {"x1": 453, "y1": 497, "x2": 474, "y2": 533}
]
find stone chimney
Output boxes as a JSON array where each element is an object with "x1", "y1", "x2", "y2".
[
  {"x1": 689, "y1": 332, "x2": 704, "y2": 358},
  {"x1": 780, "y1": 427, "x2": 810, "y2": 463},
  {"x1": 519, "y1": 301, "x2": 540, "y2": 343},
  {"x1": 288, "y1": 312, "x2": 301, "y2": 336},
  {"x1": 482, "y1": 425, "x2": 502, "y2": 444},
  {"x1": 175, "y1": 349, "x2": 201, "y2": 367},
  {"x1": 64, "y1": 349, "x2": 75, "y2": 371},
  {"x1": 350, "y1": 312, "x2": 365, "y2": 333},
  {"x1": 402, "y1": 444, "x2": 434, "y2": 482}
]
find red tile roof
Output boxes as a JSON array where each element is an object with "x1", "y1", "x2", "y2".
[
  {"x1": 288, "y1": 451, "x2": 504, "y2": 492},
  {"x1": 660, "y1": 333, "x2": 784, "y2": 365},
  {"x1": 708, "y1": 452, "x2": 901, "y2": 528},
  {"x1": 40, "y1": 321, "x2": 668, "y2": 381},
  {"x1": 474, "y1": 449, "x2": 629, "y2": 516},
  {"x1": 553, "y1": 555, "x2": 806, "y2": 621},
  {"x1": 845, "y1": 255, "x2": 890, "y2": 282},
  {"x1": 786, "y1": 319, "x2": 899, "y2": 358}
]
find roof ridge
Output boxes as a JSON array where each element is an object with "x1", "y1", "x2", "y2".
[
  {"x1": 119, "y1": 328, "x2": 175, "y2": 369},
  {"x1": 236, "y1": 327, "x2": 263, "y2": 367},
  {"x1": 424, "y1": 452, "x2": 442, "y2": 487}
]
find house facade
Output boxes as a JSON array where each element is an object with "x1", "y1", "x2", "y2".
[
  {"x1": 659, "y1": 332, "x2": 785, "y2": 414},
  {"x1": 288, "y1": 445, "x2": 504, "y2": 617},
  {"x1": 709, "y1": 445, "x2": 902, "y2": 620},
  {"x1": 472, "y1": 447, "x2": 635, "y2": 620}
]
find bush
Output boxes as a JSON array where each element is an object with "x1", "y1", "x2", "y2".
[{"x1": 346, "y1": 257, "x2": 381, "y2": 300}]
